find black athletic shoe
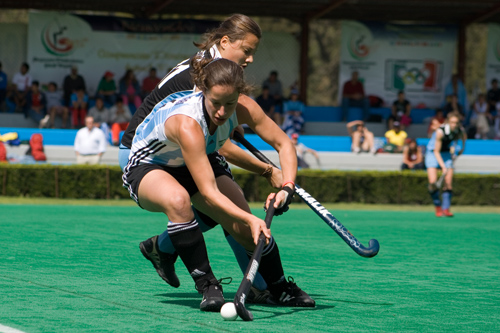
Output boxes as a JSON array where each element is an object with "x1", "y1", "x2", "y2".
[
  {"x1": 139, "y1": 235, "x2": 180, "y2": 288},
  {"x1": 195, "y1": 278, "x2": 227, "y2": 312},
  {"x1": 246, "y1": 287, "x2": 271, "y2": 304},
  {"x1": 267, "y1": 277, "x2": 315, "y2": 307}
]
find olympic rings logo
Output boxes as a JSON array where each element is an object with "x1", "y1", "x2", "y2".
[{"x1": 398, "y1": 67, "x2": 428, "y2": 85}]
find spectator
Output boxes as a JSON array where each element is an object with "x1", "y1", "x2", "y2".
[
  {"x1": 384, "y1": 121, "x2": 407, "y2": 153},
  {"x1": 281, "y1": 90, "x2": 305, "y2": 136},
  {"x1": 88, "y1": 96, "x2": 112, "y2": 140},
  {"x1": 141, "y1": 67, "x2": 161, "y2": 98},
  {"x1": 74, "y1": 116, "x2": 107, "y2": 165},
  {"x1": 119, "y1": 69, "x2": 142, "y2": 110},
  {"x1": 45, "y1": 82, "x2": 69, "y2": 129},
  {"x1": 70, "y1": 88, "x2": 88, "y2": 128},
  {"x1": 0, "y1": 61, "x2": 6, "y2": 112},
  {"x1": 401, "y1": 138, "x2": 425, "y2": 170},
  {"x1": 494, "y1": 102, "x2": 500, "y2": 140},
  {"x1": 25, "y1": 81, "x2": 48, "y2": 128},
  {"x1": 443, "y1": 74, "x2": 468, "y2": 119},
  {"x1": 443, "y1": 94, "x2": 465, "y2": 121},
  {"x1": 470, "y1": 93, "x2": 491, "y2": 139},
  {"x1": 262, "y1": 70, "x2": 283, "y2": 113},
  {"x1": 96, "y1": 71, "x2": 117, "y2": 107},
  {"x1": 110, "y1": 97, "x2": 132, "y2": 146},
  {"x1": 12, "y1": 62, "x2": 32, "y2": 113},
  {"x1": 346, "y1": 120, "x2": 375, "y2": 154},
  {"x1": 63, "y1": 66, "x2": 86, "y2": 107},
  {"x1": 487, "y1": 78, "x2": 500, "y2": 115},
  {"x1": 341, "y1": 71, "x2": 370, "y2": 121},
  {"x1": 255, "y1": 86, "x2": 278, "y2": 124},
  {"x1": 291, "y1": 133, "x2": 320, "y2": 169},
  {"x1": 427, "y1": 109, "x2": 446, "y2": 138},
  {"x1": 390, "y1": 90, "x2": 411, "y2": 130}
]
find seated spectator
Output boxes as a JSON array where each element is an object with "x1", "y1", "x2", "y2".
[
  {"x1": 346, "y1": 120, "x2": 375, "y2": 154},
  {"x1": 0, "y1": 61, "x2": 7, "y2": 112},
  {"x1": 341, "y1": 71, "x2": 370, "y2": 121},
  {"x1": 443, "y1": 74, "x2": 468, "y2": 119},
  {"x1": 110, "y1": 97, "x2": 132, "y2": 146},
  {"x1": 12, "y1": 62, "x2": 32, "y2": 113},
  {"x1": 63, "y1": 66, "x2": 86, "y2": 107},
  {"x1": 444, "y1": 94, "x2": 465, "y2": 121},
  {"x1": 427, "y1": 109, "x2": 446, "y2": 138},
  {"x1": 25, "y1": 81, "x2": 48, "y2": 128},
  {"x1": 383, "y1": 121, "x2": 407, "y2": 153},
  {"x1": 401, "y1": 138, "x2": 425, "y2": 170},
  {"x1": 255, "y1": 86, "x2": 278, "y2": 124},
  {"x1": 291, "y1": 133, "x2": 320, "y2": 169},
  {"x1": 281, "y1": 90, "x2": 305, "y2": 136},
  {"x1": 45, "y1": 82, "x2": 69, "y2": 128},
  {"x1": 70, "y1": 88, "x2": 88, "y2": 128},
  {"x1": 74, "y1": 116, "x2": 107, "y2": 165},
  {"x1": 390, "y1": 90, "x2": 411, "y2": 130},
  {"x1": 495, "y1": 101, "x2": 500, "y2": 140},
  {"x1": 96, "y1": 71, "x2": 117, "y2": 107},
  {"x1": 262, "y1": 70, "x2": 284, "y2": 115},
  {"x1": 88, "y1": 96, "x2": 112, "y2": 140},
  {"x1": 119, "y1": 69, "x2": 142, "y2": 110},
  {"x1": 141, "y1": 67, "x2": 161, "y2": 98},
  {"x1": 470, "y1": 93, "x2": 492, "y2": 139}
]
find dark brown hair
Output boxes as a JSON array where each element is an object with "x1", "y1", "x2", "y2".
[
  {"x1": 194, "y1": 14, "x2": 261, "y2": 51},
  {"x1": 191, "y1": 56, "x2": 251, "y2": 95}
]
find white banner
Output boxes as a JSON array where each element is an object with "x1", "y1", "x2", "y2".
[
  {"x1": 27, "y1": 11, "x2": 299, "y2": 96},
  {"x1": 340, "y1": 21, "x2": 457, "y2": 108},
  {"x1": 486, "y1": 24, "x2": 500, "y2": 87}
]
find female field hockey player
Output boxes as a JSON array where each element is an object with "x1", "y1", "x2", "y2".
[
  {"x1": 120, "y1": 14, "x2": 288, "y2": 301},
  {"x1": 425, "y1": 111, "x2": 466, "y2": 217},
  {"x1": 123, "y1": 57, "x2": 314, "y2": 311}
]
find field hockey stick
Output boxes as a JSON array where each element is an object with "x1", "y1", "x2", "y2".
[
  {"x1": 436, "y1": 154, "x2": 457, "y2": 189},
  {"x1": 234, "y1": 198, "x2": 276, "y2": 321},
  {"x1": 233, "y1": 132, "x2": 379, "y2": 258}
]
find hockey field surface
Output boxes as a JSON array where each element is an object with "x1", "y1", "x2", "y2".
[{"x1": 1, "y1": 201, "x2": 499, "y2": 332}]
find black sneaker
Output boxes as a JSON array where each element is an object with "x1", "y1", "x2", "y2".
[
  {"x1": 247, "y1": 286, "x2": 271, "y2": 304},
  {"x1": 195, "y1": 278, "x2": 227, "y2": 312},
  {"x1": 139, "y1": 236, "x2": 180, "y2": 288},
  {"x1": 267, "y1": 277, "x2": 315, "y2": 307}
]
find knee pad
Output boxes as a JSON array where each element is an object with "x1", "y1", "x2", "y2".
[{"x1": 428, "y1": 183, "x2": 438, "y2": 193}]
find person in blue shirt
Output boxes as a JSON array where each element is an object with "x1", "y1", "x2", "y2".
[
  {"x1": 281, "y1": 89, "x2": 305, "y2": 136},
  {"x1": 0, "y1": 61, "x2": 7, "y2": 112},
  {"x1": 425, "y1": 112, "x2": 466, "y2": 217}
]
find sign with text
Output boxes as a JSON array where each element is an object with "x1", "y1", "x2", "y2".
[{"x1": 340, "y1": 21, "x2": 457, "y2": 108}]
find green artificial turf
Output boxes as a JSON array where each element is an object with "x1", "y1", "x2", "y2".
[{"x1": 0, "y1": 204, "x2": 499, "y2": 332}]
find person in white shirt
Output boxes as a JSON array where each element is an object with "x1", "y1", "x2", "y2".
[
  {"x1": 12, "y1": 62, "x2": 32, "y2": 112},
  {"x1": 74, "y1": 116, "x2": 107, "y2": 165}
]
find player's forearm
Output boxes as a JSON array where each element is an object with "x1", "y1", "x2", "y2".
[{"x1": 219, "y1": 140, "x2": 269, "y2": 175}]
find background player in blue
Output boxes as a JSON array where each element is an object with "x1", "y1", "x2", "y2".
[
  {"x1": 123, "y1": 57, "x2": 314, "y2": 311},
  {"x1": 120, "y1": 14, "x2": 282, "y2": 301},
  {"x1": 425, "y1": 112, "x2": 466, "y2": 217}
]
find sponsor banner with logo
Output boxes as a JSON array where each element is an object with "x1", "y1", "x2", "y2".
[
  {"x1": 340, "y1": 21, "x2": 457, "y2": 108},
  {"x1": 486, "y1": 24, "x2": 500, "y2": 86},
  {"x1": 27, "y1": 11, "x2": 299, "y2": 96}
]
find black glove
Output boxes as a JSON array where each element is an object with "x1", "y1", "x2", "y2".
[{"x1": 272, "y1": 186, "x2": 295, "y2": 216}]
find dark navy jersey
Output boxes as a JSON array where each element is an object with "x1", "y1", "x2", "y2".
[
  {"x1": 121, "y1": 58, "x2": 194, "y2": 148},
  {"x1": 427, "y1": 123, "x2": 464, "y2": 152}
]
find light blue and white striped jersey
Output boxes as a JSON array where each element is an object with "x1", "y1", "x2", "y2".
[{"x1": 126, "y1": 91, "x2": 238, "y2": 169}]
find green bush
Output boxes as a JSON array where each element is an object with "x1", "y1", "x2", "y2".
[{"x1": 1, "y1": 164, "x2": 498, "y2": 205}]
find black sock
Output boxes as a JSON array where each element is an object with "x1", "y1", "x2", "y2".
[
  {"x1": 168, "y1": 219, "x2": 214, "y2": 285},
  {"x1": 247, "y1": 236, "x2": 285, "y2": 293}
]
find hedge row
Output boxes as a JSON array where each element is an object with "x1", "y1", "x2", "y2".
[{"x1": 0, "y1": 164, "x2": 499, "y2": 205}]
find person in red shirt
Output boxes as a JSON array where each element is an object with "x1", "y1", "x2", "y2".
[
  {"x1": 141, "y1": 67, "x2": 161, "y2": 99},
  {"x1": 341, "y1": 71, "x2": 370, "y2": 121}
]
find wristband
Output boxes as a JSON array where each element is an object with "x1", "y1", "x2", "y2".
[
  {"x1": 282, "y1": 181, "x2": 295, "y2": 189},
  {"x1": 260, "y1": 164, "x2": 273, "y2": 178}
]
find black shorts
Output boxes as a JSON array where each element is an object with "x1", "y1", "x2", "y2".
[{"x1": 123, "y1": 152, "x2": 233, "y2": 207}]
